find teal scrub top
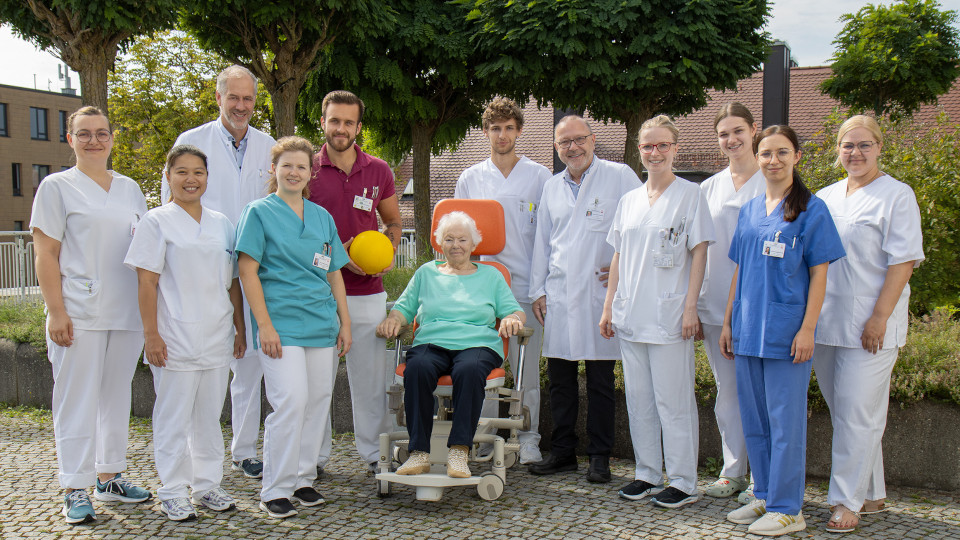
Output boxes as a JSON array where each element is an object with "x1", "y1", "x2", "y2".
[
  {"x1": 728, "y1": 194, "x2": 845, "y2": 360},
  {"x1": 393, "y1": 261, "x2": 521, "y2": 358},
  {"x1": 235, "y1": 194, "x2": 349, "y2": 348}
]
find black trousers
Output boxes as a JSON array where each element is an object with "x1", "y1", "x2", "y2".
[
  {"x1": 546, "y1": 358, "x2": 615, "y2": 457},
  {"x1": 404, "y1": 344, "x2": 501, "y2": 452}
]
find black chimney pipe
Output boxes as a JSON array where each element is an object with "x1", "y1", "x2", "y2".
[{"x1": 762, "y1": 42, "x2": 791, "y2": 127}]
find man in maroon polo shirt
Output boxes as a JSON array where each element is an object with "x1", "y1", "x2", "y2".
[{"x1": 307, "y1": 90, "x2": 403, "y2": 473}]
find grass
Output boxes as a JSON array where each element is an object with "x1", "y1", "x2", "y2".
[{"x1": 0, "y1": 299, "x2": 46, "y2": 353}]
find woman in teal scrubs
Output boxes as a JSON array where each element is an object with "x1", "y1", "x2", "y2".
[
  {"x1": 236, "y1": 136, "x2": 351, "y2": 519},
  {"x1": 719, "y1": 125, "x2": 845, "y2": 537}
]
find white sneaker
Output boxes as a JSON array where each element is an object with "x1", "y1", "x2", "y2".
[
  {"x1": 192, "y1": 487, "x2": 236, "y2": 512},
  {"x1": 519, "y1": 442, "x2": 543, "y2": 464},
  {"x1": 161, "y1": 497, "x2": 197, "y2": 521},
  {"x1": 397, "y1": 450, "x2": 431, "y2": 475},
  {"x1": 747, "y1": 511, "x2": 806, "y2": 536},
  {"x1": 727, "y1": 498, "x2": 766, "y2": 524},
  {"x1": 446, "y1": 445, "x2": 471, "y2": 478}
]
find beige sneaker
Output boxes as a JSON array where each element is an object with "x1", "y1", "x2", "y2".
[
  {"x1": 396, "y1": 451, "x2": 431, "y2": 475},
  {"x1": 727, "y1": 498, "x2": 766, "y2": 524},
  {"x1": 446, "y1": 445, "x2": 471, "y2": 478},
  {"x1": 747, "y1": 511, "x2": 806, "y2": 536}
]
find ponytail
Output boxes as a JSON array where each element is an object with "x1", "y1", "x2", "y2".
[{"x1": 755, "y1": 125, "x2": 810, "y2": 222}]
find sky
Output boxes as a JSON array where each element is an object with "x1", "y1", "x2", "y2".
[{"x1": 0, "y1": 0, "x2": 955, "y2": 93}]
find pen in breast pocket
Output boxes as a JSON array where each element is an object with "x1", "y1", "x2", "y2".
[{"x1": 792, "y1": 236, "x2": 796, "y2": 248}]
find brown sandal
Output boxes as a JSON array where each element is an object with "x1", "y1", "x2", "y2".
[
  {"x1": 826, "y1": 504, "x2": 860, "y2": 533},
  {"x1": 860, "y1": 499, "x2": 887, "y2": 515}
]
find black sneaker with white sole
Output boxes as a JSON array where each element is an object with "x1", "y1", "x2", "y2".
[
  {"x1": 260, "y1": 498, "x2": 297, "y2": 518},
  {"x1": 618, "y1": 480, "x2": 661, "y2": 501},
  {"x1": 651, "y1": 486, "x2": 700, "y2": 508},
  {"x1": 292, "y1": 487, "x2": 324, "y2": 507}
]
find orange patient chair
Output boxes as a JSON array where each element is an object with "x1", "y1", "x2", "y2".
[{"x1": 374, "y1": 199, "x2": 534, "y2": 501}]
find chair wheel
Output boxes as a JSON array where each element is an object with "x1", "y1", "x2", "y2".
[
  {"x1": 376, "y1": 479, "x2": 392, "y2": 498},
  {"x1": 477, "y1": 472, "x2": 504, "y2": 501},
  {"x1": 503, "y1": 450, "x2": 518, "y2": 469},
  {"x1": 393, "y1": 445, "x2": 409, "y2": 464}
]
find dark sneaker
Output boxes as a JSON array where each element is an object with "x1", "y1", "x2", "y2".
[
  {"x1": 528, "y1": 453, "x2": 578, "y2": 475},
  {"x1": 292, "y1": 487, "x2": 325, "y2": 507},
  {"x1": 586, "y1": 455, "x2": 611, "y2": 483},
  {"x1": 618, "y1": 480, "x2": 662, "y2": 501},
  {"x1": 62, "y1": 490, "x2": 96, "y2": 524},
  {"x1": 260, "y1": 498, "x2": 297, "y2": 519},
  {"x1": 94, "y1": 473, "x2": 152, "y2": 503},
  {"x1": 233, "y1": 458, "x2": 263, "y2": 479},
  {"x1": 652, "y1": 486, "x2": 700, "y2": 509}
]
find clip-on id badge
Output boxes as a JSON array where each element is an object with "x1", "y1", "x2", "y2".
[
  {"x1": 654, "y1": 228, "x2": 674, "y2": 268},
  {"x1": 762, "y1": 231, "x2": 786, "y2": 258},
  {"x1": 313, "y1": 252, "x2": 331, "y2": 271},
  {"x1": 353, "y1": 195, "x2": 373, "y2": 211}
]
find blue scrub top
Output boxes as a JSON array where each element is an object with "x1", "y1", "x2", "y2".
[
  {"x1": 728, "y1": 195, "x2": 845, "y2": 360},
  {"x1": 235, "y1": 194, "x2": 349, "y2": 348}
]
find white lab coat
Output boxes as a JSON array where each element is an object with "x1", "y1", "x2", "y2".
[
  {"x1": 607, "y1": 178, "x2": 714, "y2": 344},
  {"x1": 29, "y1": 167, "x2": 147, "y2": 331},
  {"x1": 529, "y1": 157, "x2": 641, "y2": 360},
  {"x1": 124, "y1": 203, "x2": 237, "y2": 370},
  {"x1": 164, "y1": 120, "x2": 276, "y2": 225},
  {"x1": 454, "y1": 156, "x2": 551, "y2": 302},
  {"x1": 697, "y1": 168, "x2": 765, "y2": 326},
  {"x1": 815, "y1": 174, "x2": 924, "y2": 349}
]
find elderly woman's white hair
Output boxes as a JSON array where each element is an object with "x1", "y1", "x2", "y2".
[{"x1": 434, "y1": 211, "x2": 483, "y2": 245}]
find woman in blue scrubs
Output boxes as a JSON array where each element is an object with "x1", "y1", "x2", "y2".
[
  {"x1": 719, "y1": 125, "x2": 845, "y2": 536},
  {"x1": 236, "y1": 136, "x2": 351, "y2": 519}
]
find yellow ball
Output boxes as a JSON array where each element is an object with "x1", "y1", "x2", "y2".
[{"x1": 349, "y1": 230, "x2": 394, "y2": 274}]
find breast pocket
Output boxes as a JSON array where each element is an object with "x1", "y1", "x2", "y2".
[
  {"x1": 585, "y1": 198, "x2": 615, "y2": 233},
  {"x1": 842, "y1": 220, "x2": 883, "y2": 264}
]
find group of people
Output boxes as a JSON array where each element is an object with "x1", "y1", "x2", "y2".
[{"x1": 30, "y1": 62, "x2": 923, "y2": 537}]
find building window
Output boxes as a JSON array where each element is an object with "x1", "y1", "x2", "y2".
[
  {"x1": 30, "y1": 107, "x2": 48, "y2": 140},
  {"x1": 0, "y1": 103, "x2": 8, "y2": 137},
  {"x1": 32, "y1": 164, "x2": 50, "y2": 194},
  {"x1": 12, "y1": 163, "x2": 22, "y2": 197},
  {"x1": 59, "y1": 110, "x2": 68, "y2": 142},
  {"x1": 14, "y1": 221, "x2": 24, "y2": 232}
]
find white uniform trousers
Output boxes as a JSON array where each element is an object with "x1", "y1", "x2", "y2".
[
  {"x1": 813, "y1": 344, "x2": 897, "y2": 510},
  {"x1": 151, "y1": 365, "x2": 230, "y2": 500},
  {"x1": 260, "y1": 345, "x2": 336, "y2": 502},
  {"x1": 702, "y1": 324, "x2": 749, "y2": 478},
  {"x1": 479, "y1": 301, "x2": 543, "y2": 445},
  {"x1": 229, "y1": 296, "x2": 263, "y2": 462},
  {"x1": 48, "y1": 329, "x2": 144, "y2": 489},
  {"x1": 621, "y1": 339, "x2": 699, "y2": 495}
]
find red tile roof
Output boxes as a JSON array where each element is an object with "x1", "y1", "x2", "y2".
[{"x1": 392, "y1": 67, "x2": 960, "y2": 230}]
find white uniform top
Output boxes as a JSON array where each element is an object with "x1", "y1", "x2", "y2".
[
  {"x1": 815, "y1": 174, "x2": 924, "y2": 349},
  {"x1": 530, "y1": 157, "x2": 642, "y2": 360},
  {"x1": 697, "y1": 168, "x2": 766, "y2": 326},
  {"x1": 454, "y1": 156, "x2": 551, "y2": 302},
  {"x1": 124, "y1": 204, "x2": 238, "y2": 370},
  {"x1": 29, "y1": 167, "x2": 147, "y2": 331},
  {"x1": 164, "y1": 119, "x2": 276, "y2": 225},
  {"x1": 607, "y1": 178, "x2": 715, "y2": 343}
]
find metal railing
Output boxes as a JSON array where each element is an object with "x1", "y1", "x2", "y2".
[{"x1": 0, "y1": 231, "x2": 40, "y2": 302}]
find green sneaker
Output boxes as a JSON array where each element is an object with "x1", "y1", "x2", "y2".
[
  {"x1": 63, "y1": 490, "x2": 96, "y2": 524},
  {"x1": 94, "y1": 473, "x2": 152, "y2": 503}
]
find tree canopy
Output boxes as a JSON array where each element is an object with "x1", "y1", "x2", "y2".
[
  {"x1": 180, "y1": 0, "x2": 395, "y2": 136},
  {"x1": 466, "y1": 0, "x2": 770, "y2": 174},
  {"x1": 820, "y1": 0, "x2": 960, "y2": 119},
  {"x1": 0, "y1": 0, "x2": 178, "y2": 114},
  {"x1": 300, "y1": 0, "x2": 495, "y2": 260}
]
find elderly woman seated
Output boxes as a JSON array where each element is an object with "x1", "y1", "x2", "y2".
[{"x1": 377, "y1": 211, "x2": 525, "y2": 479}]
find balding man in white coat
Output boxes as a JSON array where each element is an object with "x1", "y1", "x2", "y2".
[
  {"x1": 162, "y1": 65, "x2": 276, "y2": 480},
  {"x1": 527, "y1": 115, "x2": 641, "y2": 483}
]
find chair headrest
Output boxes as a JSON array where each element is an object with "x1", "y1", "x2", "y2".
[{"x1": 430, "y1": 199, "x2": 506, "y2": 256}]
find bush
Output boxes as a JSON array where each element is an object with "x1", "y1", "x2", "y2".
[
  {"x1": 0, "y1": 300, "x2": 46, "y2": 353},
  {"x1": 800, "y1": 109, "x2": 960, "y2": 314}
]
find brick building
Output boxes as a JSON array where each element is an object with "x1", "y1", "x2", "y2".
[{"x1": 0, "y1": 84, "x2": 81, "y2": 231}]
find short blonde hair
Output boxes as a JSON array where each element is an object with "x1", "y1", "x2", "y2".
[
  {"x1": 834, "y1": 114, "x2": 883, "y2": 167},
  {"x1": 434, "y1": 211, "x2": 482, "y2": 245},
  {"x1": 639, "y1": 114, "x2": 680, "y2": 142}
]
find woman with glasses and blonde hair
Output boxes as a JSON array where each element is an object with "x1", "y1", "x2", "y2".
[
  {"x1": 30, "y1": 106, "x2": 152, "y2": 525},
  {"x1": 812, "y1": 115, "x2": 923, "y2": 534},
  {"x1": 719, "y1": 125, "x2": 845, "y2": 536},
  {"x1": 600, "y1": 115, "x2": 715, "y2": 510}
]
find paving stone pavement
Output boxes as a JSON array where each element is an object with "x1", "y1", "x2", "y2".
[{"x1": 2, "y1": 405, "x2": 959, "y2": 539}]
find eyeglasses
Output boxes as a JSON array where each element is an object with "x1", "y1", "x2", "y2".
[
  {"x1": 839, "y1": 141, "x2": 877, "y2": 153},
  {"x1": 757, "y1": 149, "x2": 795, "y2": 163},
  {"x1": 73, "y1": 130, "x2": 112, "y2": 143},
  {"x1": 639, "y1": 142, "x2": 676, "y2": 154},
  {"x1": 556, "y1": 135, "x2": 590, "y2": 149}
]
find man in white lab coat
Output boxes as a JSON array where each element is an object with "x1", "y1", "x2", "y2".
[
  {"x1": 528, "y1": 115, "x2": 641, "y2": 482},
  {"x1": 163, "y1": 65, "x2": 276, "y2": 480},
  {"x1": 454, "y1": 97, "x2": 552, "y2": 465}
]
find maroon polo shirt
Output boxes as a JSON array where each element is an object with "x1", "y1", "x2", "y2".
[{"x1": 308, "y1": 143, "x2": 396, "y2": 296}]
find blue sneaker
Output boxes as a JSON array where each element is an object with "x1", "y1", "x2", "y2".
[
  {"x1": 63, "y1": 490, "x2": 96, "y2": 524},
  {"x1": 94, "y1": 473, "x2": 152, "y2": 503},
  {"x1": 232, "y1": 458, "x2": 264, "y2": 479}
]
